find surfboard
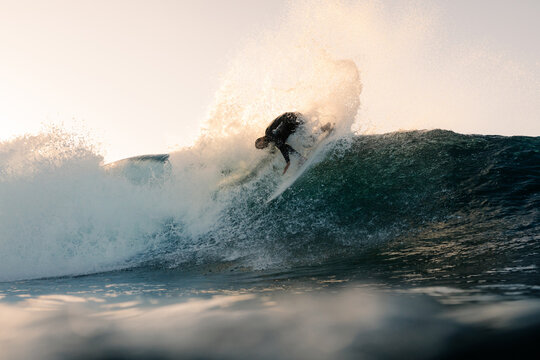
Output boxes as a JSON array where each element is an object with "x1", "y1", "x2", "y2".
[
  {"x1": 266, "y1": 131, "x2": 332, "y2": 203},
  {"x1": 217, "y1": 156, "x2": 274, "y2": 189}
]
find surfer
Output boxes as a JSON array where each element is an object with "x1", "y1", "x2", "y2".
[{"x1": 255, "y1": 112, "x2": 305, "y2": 174}]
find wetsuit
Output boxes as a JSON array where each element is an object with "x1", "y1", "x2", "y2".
[{"x1": 265, "y1": 112, "x2": 303, "y2": 163}]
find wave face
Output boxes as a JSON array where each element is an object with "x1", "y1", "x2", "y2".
[
  {"x1": 2, "y1": 128, "x2": 537, "y2": 282},
  {"x1": 187, "y1": 130, "x2": 540, "y2": 273}
]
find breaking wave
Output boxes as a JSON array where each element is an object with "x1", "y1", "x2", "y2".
[{"x1": 0, "y1": 127, "x2": 538, "y2": 282}]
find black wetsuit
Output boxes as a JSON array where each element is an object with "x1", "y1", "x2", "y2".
[{"x1": 265, "y1": 112, "x2": 303, "y2": 163}]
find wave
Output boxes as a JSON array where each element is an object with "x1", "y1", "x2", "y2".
[
  {"x1": 1, "y1": 129, "x2": 537, "y2": 282},
  {"x1": 178, "y1": 130, "x2": 539, "y2": 271}
]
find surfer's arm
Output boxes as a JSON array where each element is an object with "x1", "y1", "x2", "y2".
[{"x1": 272, "y1": 122, "x2": 285, "y2": 136}]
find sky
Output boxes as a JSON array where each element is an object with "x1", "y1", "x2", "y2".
[{"x1": 1, "y1": 0, "x2": 539, "y2": 162}]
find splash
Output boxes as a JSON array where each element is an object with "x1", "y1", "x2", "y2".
[
  {"x1": 0, "y1": 130, "x2": 172, "y2": 281},
  {"x1": 222, "y1": 0, "x2": 538, "y2": 136}
]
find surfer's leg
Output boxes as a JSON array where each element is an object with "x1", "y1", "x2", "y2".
[{"x1": 287, "y1": 145, "x2": 307, "y2": 164}]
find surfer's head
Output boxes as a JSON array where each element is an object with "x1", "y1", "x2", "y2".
[{"x1": 255, "y1": 136, "x2": 269, "y2": 149}]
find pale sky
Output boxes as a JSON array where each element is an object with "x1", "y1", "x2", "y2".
[{"x1": 1, "y1": 0, "x2": 539, "y2": 162}]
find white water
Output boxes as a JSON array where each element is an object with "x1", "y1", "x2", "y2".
[{"x1": 0, "y1": 132, "x2": 174, "y2": 281}]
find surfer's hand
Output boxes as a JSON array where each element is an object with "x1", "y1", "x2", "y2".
[{"x1": 283, "y1": 162, "x2": 290, "y2": 175}]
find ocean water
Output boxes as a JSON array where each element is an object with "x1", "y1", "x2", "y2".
[
  {"x1": 1, "y1": 129, "x2": 538, "y2": 359},
  {"x1": 1, "y1": 1, "x2": 539, "y2": 357}
]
